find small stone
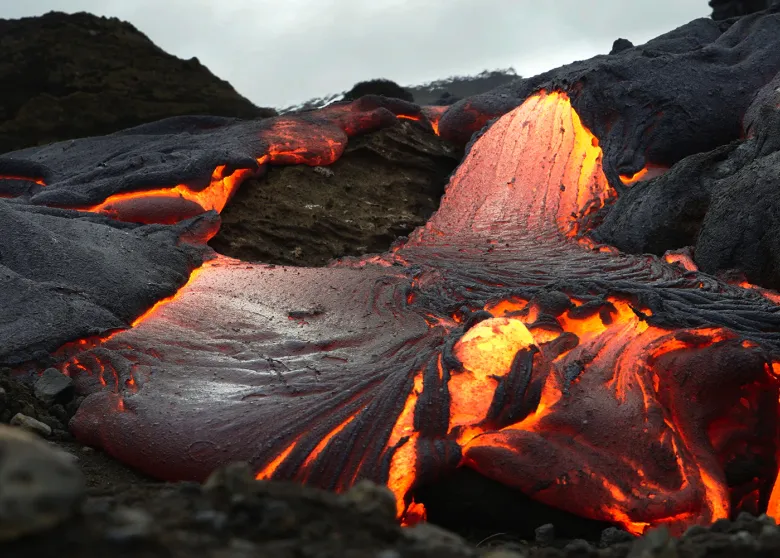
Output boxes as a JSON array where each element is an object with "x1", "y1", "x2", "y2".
[
  {"x1": 737, "y1": 511, "x2": 756, "y2": 523},
  {"x1": 682, "y1": 524, "x2": 708, "y2": 539},
  {"x1": 730, "y1": 530, "x2": 755, "y2": 547},
  {"x1": 204, "y1": 461, "x2": 255, "y2": 497},
  {"x1": 404, "y1": 523, "x2": 468, "y2": 553},
  {"x1": 228, "y1": 538, "x2": 257, "y2": 551},
  {"x1": 709, "y1": 517, "x2": 733, "y2": 533},
  {"x1": 535, "y1": 523, "x2": 556, "y2": 545},
  {"x1": 759, "y1": 524, "x2": 780, "y2": 546},
  {"x1": 81, "y1": 446, "x2": 94, "y2": 453},
  {"x1": 564, "y1": 539, "x2": 593, "y2": 557},
  {"x1": 10, "y1": 413, "x2": 52, "y2": 437},
  {"x1": 194, "y1": 509, "x2": 228, "y2": 531},
  {"x1": 376, "y1": 551, "x2": 402, "y2": 558},
  {"x1": 0, "y1": 424, "x2": 85, "y2": 540},
  {"x1": 628, "y1": 527, "x2": 675, "y2": 558},
  {"x1": 34, "y1": 368, "x2": 74, "y2": 404},
  {"x1": 343, "y1": 480, "x2": 397, "y2": 521},
  {"x1": 313, "y1": 166, "x2": 335, "y2": 178},
  {"x1": 105, "y1": 507, "x2": 153, "y2": 542},
  {"x1": 0, "y1": 386, "x2": 6, "y2": 409},
  {"x1": 600, "y1": 526, "x2": 635, "y2": 547},
  {"x1": 758, "y1": 513, "x2": 777, "y2": 526}
]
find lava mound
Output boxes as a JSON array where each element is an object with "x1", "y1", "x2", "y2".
[{"x1": 3, "y1": 6, "x2": 780, "y2": 540}]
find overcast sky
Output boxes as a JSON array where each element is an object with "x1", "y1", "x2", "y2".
[{"x1": 1, "y1": 1, "x2": 708, "y2": 108}]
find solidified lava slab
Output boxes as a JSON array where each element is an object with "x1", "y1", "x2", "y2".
[
  {"x1": 0, "y1": 96, "x2": 441, "y2": 226},
  {"x1": 61, "y1": 92, "x2": 780, "y2": 536},
  {"x1": 0, "y1": 202, "x2": 210, "y2": 365}
]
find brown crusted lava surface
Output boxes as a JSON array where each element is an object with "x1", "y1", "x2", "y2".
[{"x1": 210, "y1": 120, "x2": 461, "y2": 266}]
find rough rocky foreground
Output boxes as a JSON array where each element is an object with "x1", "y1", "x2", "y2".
[
  {"x1": 5, "y1": 366, "x2": 780, "y2": 558},
  {"x1": 0, "y1": 11, "x2": 275, "y2": 155}
]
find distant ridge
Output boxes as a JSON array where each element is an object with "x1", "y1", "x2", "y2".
[{"x1": 278, "y1": 69, "x2": 519, "y2": 114}]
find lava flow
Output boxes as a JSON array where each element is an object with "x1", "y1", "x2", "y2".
[{"x1": 43, "y1": 90, "x2": 780, "y2": 537}]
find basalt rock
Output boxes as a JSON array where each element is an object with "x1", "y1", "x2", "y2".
[
  {"x1": 710, "y1": 0, "x2": 776, "y2": 20},
  {"x1": 0, "y1": 202, "x2": 207, "y2": 365},
  {"x1": 594, "y1": 70, "x2": 780, "y2": 290},
  {"x1": 0, "y1": 11, "x2": 275, "y2": 155}
]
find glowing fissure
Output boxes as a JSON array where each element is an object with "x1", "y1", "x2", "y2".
[{"x1": 0, "y1": 175, "x2": 45, "y2": 185}]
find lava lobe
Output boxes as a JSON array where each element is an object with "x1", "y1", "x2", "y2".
[{"x1": 41, "y1": 91, "x2": 780, "y2": 536}]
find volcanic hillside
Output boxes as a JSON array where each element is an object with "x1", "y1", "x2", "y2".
[{"x1": 0, "y1": 11, "x2": 276, "y2": 154}]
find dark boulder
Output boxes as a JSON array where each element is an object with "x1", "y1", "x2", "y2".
[
  {"x1": 594, "y1": 70, "x2": 780, "y2": 290},
  {"x1": 710, "y1": 0, "x2": 776, "y2": 19},
  {"x1": 343, "y1": 78, "x2": 415, "y2": 103},
  {"x1": 0, "y1": 11, "x2": 275, "y2": 154}
]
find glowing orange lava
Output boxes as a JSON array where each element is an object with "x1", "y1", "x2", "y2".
[
  {"x1": 386, "y1": 371, "x2": 424, "y2": 519},
  {"x1": 736, "y1": 280, "x2": 780, "y2": 305},
  {"x1": 664, "y1": 251, "x2": 699, "y2": 272},
  {"x1": 619, "y1": 165, "x2": 667, "y2": 185},
  {"x1": 85, "y1": 164, "x2": 260, "y2": 224},
  {"x1": 0, "y1": 175, "x2": 45, "y2": 185},
  {"x1": 459, "y1": 296, "x2": 747, "y2": 534},
  {"x1": 449, "y1": 318, "x2": 536, "y2": 444},
  {"x1": 408, "y1": 91, "x2": 614, "y2": 243}
]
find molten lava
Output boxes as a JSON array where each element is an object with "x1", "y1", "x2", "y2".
[
  {"x1": 618, "y1": 165, "x2": 667, "y2": 185},
  {"x1": 43, "y1": 91, "x2": 780, "y2": 537}
]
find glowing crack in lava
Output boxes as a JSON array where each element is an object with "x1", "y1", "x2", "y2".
[
  {"x1": 10, "y1": 98, "x2": 442, "y2": 225},
  {"x1": 57, "y1": 92, "x2": 780, "y2": 536}
]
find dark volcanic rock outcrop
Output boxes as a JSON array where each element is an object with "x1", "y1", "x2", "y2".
[
  {"x1": 595, "y1": 70, "x2": 780, "y2": 290},
  {"x1": 210, "y1": 120, "x2": 461, "y2": 266},
  {"x1": 343, "y1": 78, "x2": 415, "y2": 103},
  {"x1": 0, "y1": 202, "x2": 208, "y2": 365},
  {"x1": 710, "y1": 0, "x2": 776, "y2": 19},
  {"x1": 0, "y1": 11, "x2": 274, "y2": 154}
]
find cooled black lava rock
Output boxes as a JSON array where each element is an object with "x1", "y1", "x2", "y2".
[
  {"x1": 0, "y1": 202, "x2": 209, "y2": 365},
  {"x1": 710, "y1": 0, "x2": 776, "y2": 20},
  {"x1": 594, "y1": 69, "x2": 780, "y2": 290}
]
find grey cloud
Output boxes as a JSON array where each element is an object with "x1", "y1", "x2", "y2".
[{"x1": 1, "y1": 0, "x2": 707, "y2": 107}]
